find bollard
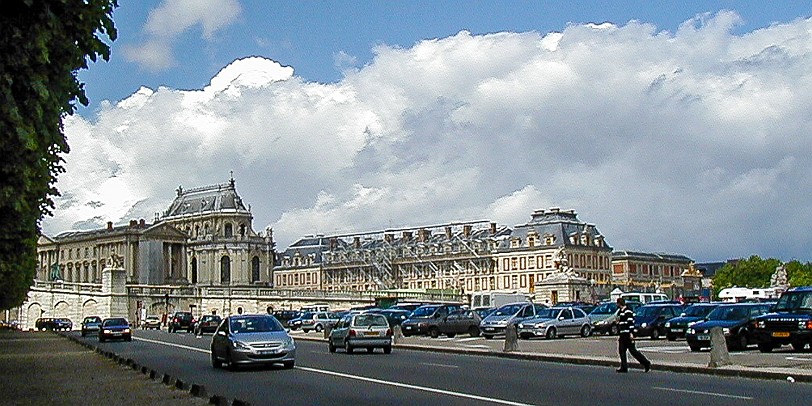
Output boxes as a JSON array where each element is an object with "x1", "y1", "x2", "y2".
[
  {"x1": 392, "y1": 324, "x2": 404, "y2": 345},
  {"x1": 190, "y1": 384, "x2": 208, "y2": 398},
  {"x1": 503, "y1": 323, "x2": 519, "y2": 352},
  {"x1": 708, "y1": 326, "x2": 731, "y2": 367},
  {"x1": 323, "y1": 324, "x2": 332, "y2": 339}
]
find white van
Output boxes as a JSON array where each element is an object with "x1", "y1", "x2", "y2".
[{"x1": 619, "y1": 292, "x2": 668, "y2": 304}]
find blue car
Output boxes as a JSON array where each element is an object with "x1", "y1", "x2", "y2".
[
  {"x1": 98, "y1": 317, "x2": 132, "y2": 343},
  {"x1": 664, "y1": 303, "x2": 720, "y2": 341},
  {"x1": 634, "y1": 303, "x2": 684, "y2": 340},
  {"x1": 685, "y1": 303, "x2": 771, "y2": 351}
]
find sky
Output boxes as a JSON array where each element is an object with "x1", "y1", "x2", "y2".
[{"x1": 49, "y1": 1, "x2": 812, "y2": 263}]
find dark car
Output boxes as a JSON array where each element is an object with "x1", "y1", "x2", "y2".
[
  {"x1": 634, "y1": 303, "x2": 684, "y2": 339},
  {"x1": 168, "y1": 311, "x2": 195, "y2": 333},
  {"x1": 81, "y1": 316, "x2": 102, "y2": 336},
  {"x1": 435, "y1": 309, "x2": 482, "y2": 338},
  {"x1": 686, "y1": 303, "x2": 771, "y2": 351},
  {"x1": 754, "y1": 286, "x2": 812, "y2": 352},
  {"x1": 401, "y1": 304, "x2": 462, "y2": 337},
  {"x1": 664, "y1": 303, "x2": 720, "y2": 340},
  {"x1": 272, "y1": 310, "x2": 301, "y2": 328},
  {"x1": 194, "y1": 315, "x2": 223, "y2": 335},
  {"x1": 287, "y1": 312, "x2": 314, "y2": 331},
  {"x1": 98, "y1": 317, "x2": 132, "y2": 342},
  {"x1": 474, "y1": 307, "x2": 496, "y2": 319},
  {"x1": 371, "y1": 309, "x2": 412, "y2": 328},
  {"x1": 589, "y1": 301, "x2": 642, "y2": 335}
]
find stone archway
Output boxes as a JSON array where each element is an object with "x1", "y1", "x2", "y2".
[
  {"x1": 26, "y1": 303, "x2": 42, "y2": 330},
  {"x1": 54, "y1": 301, "x2": 70, "y2": 318},
  {"x1": 82, "y1": 299, "x2": 99, "y2": 318}
]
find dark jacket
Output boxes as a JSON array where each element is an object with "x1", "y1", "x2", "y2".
[{"x1": 617, "y1": 305, "x2": 635, "y2": 336}]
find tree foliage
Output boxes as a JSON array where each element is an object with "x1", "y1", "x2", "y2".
[
  {"x1": 712, "y1": 255, "x2": 812, "y2": 297},
  {"x1": 0, "y1": 0, "x2": 116, "y2": 310}
]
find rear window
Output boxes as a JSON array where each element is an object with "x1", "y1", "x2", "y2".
[
  {"x1": 103, "y1": 318, "x2": 127, "y2": 327},
  {"x1": 352, "y1": 315, "x2": 388, "y2": 327}
]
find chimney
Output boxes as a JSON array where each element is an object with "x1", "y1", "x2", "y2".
[
  {"x1": 353, "y1": 236, "x2": 360, "y2": 248},
  {"x1": 463, "y1": 225, "x2": 472, "y2": 238},
  {"x1": 418, "y1": 228, "x2": 430, "y2": 242},
  {"x1": 139, "y1": 219, "x2": 146, "y2": 227},
  {"x1": 402, "y1": 231, "x2": 412, "y2": 241},
  {"x1": 384, "y1": 233, "x2": 393, "y2": 244},
  {"x1": 445, "y1": 227, "x2": 452, "y2": 239},
  {"x1": 329, "y1": 238, "x2": 337, "y2": 250},
  {"x1": 129, "y1": 219, "x2": 137, "y2": 227},
  {"x1": 490, "y1": 222, "x2": 497, "y2": 235},
  {"x1": 107, "y1": 221, "x2": 113, "y2": 230}
]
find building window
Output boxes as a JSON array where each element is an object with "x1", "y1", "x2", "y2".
[
  {"x1": 503, "y1": 258, "x2": 510, "y2": 271},
  {"x1": 224, "y1": 223, "x2": 233, "y2": 238},
  {"x1": 191, "y1": 257, "x2": 198, "y2": 284},
  {"x1": 220, "y1": 256, "x2": 231, "y2": 284},
  {"x1": 251, "y1": 256, "x2": 260, "y2": 282}
]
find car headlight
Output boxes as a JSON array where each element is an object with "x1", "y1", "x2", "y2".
[
  {"x1": 497, "y1": 320, "x2": 508, "y2": 326},
  {"x1": 232, "y1": 340, "x2": 251, "y2": 350},
  {"x1": 664, "y1": 322, "x2": 670, "y2": 328},
  {"x1": 757, "y1": 321, "x2": 766, "y2": 329},
  {"x1": 103, "y1": 329, "x2": 112, "y2": 334},
  {"x1": 534, "y1": 323, "x2": 547, "y2": 329},
  {"x1": 282, "y1": 337, "x2": 295, "y2": 349},
  {"x1": 123, "y1": 328, "x2": 131, "y2": 333},
  {"x1": 686, "y1": 328, "x2": 694, "y2": 335},
  {"x1": 641, "y1": 323, "x2": 647, "y2": 328},
  {"x1": 722, "y1": 328, "x2": 730, "y2": 335},
  {"x1": 517, "y1": 324, "x2": 525, "y2": 329}
]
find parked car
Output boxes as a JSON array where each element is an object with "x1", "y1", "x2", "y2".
[
  {"x1": 210, "y1": 314, "x2": 296, "y2": 370},
  {"x1": 328, "y1": 313, "x2": 392, "y2": 354},
  {"x1": 401, "y1": 304, "x2": 462, "y2": 337},
  {"x1": 194, "y1": 315, "x2": 223, "y2": 335},
  {"x1": 479, "y1": 302, "x2": 547, "y2": 339},
  {"x1": 272, "y1": 310, "x2": 301, "y2": 328},
  {"x1": 301, "y1": 312, "x2": 340, "y2": 333},
  {"x1": 663, "y1": 303, "x2": 720, "y2": 340},
  {"x1": 516, "y1": 306, "x2": 592, "y2": 339},
  {"x1": 589, "y1": 300, "x2": 642, "y2": 335},
  {"x1": 81, "y1": 316, "x2": 103, "y2": 336},
  {"x1": 98, "y1": 317, "x2": 132, "y2": 342},
  {"x1": 474, "y1": 307, "x2": 496, "y2": 319},
  {"x1": 168, "y1": 311, "x2": 195, "y2": 333},
  {"x1": 634, "y1": 303, "x2": 684, "y2": 339},
  {"x1": 141, "y1": 315, "x2": 162, "y2": 330},
  {"x1": 287, "y1": 312, "x2": 314, "y2": 331},
  {"x1": 371, "y1": 309, "x2": 412, "y2": 328},
  {"x1": 555, "y1": 301, "x2": 596, "y2": 315},
  {"x1": 620, "y1": 292, "x2": 669, "y2": 304},
  {"x1": 686, "y1": 303, "x2": 772, "y2": 351},
  {"x1": 434, "y1": 309, "x2": 482, "y2": 338},
  {"x1": 753, "y1": 286, "x2": 812, "y2": 352}
]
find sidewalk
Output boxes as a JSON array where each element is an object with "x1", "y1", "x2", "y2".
[{"x1": 0, "y1": 329, "x2": 209, "y2": 406}]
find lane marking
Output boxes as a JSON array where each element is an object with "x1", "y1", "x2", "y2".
[
  {"x1": 297, "y1": 366, "x2": 535, "y2": 406},
  {"x1": 133, "y1": 336, "x2": 534, "y2": 405},
  {"x1": 652, "y1": 387, "x2": 753, "y2": 400},
  {"x1": 457, "y1": 337, "x2": 483, "y2": 342},
  {"x1": 420, "y1": 362, "x2": 459, "y2": 369}
]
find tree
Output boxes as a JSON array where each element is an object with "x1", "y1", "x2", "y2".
[
  {"x1": 0, "y1": 0, "x2": 117, "y2": 310},
  {"x1": 711, "y1": 256, "x2": 781, "y2": 298},
  {"x1": 786, "y1": 260, "x2": 812, "y2": 287}
]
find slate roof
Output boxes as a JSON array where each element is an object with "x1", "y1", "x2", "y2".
[
  {"x1": 163, "y1": 178, "x2": 248, "y2": 218},
  {"x1": 501, "y1": 208, "x2": 611, "y2": 250}
]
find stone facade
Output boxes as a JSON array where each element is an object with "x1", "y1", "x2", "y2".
[{"x1": 611, "y1": 251, "x2": 694, "y2": 298}]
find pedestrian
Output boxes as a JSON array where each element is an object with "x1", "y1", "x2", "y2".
[{"x1": 616, "y1": 297, "x2": 651, "y2": 373}]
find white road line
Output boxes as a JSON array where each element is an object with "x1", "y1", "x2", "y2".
[
  {"x1": 297, "y1": 366, "x2": 535, "y2": 406},
  {"x1": 134, "y1": 337, "x2": 535, "y2": 405},
  {"x1": 457, "y1": 337, "x2": 483, "y2": 342},
  {"x1": 461, "y1": 344, "x2": 490, "y2": 348},
  {"x1": 420, "y1": 362, "x2": 459, "y2": 369},
  {"x1": 652, "y1": 387, "x2": 753, "y2": 400}
]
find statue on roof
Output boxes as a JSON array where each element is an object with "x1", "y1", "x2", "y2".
[{"x1": 770, "y1": 264, "x2": 788, "y2": 291}]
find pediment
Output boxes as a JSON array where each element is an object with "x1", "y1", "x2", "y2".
[{"x1": 142, "y1": 223, "x2": 188, "y2": 240}]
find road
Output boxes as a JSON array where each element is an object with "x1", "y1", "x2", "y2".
[{"x1": 75, "y1": 330, "x2": 812, "y2": 406}]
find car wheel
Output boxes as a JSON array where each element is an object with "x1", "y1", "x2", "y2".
[
  {"x1": 689, "y1": 344, "x2": 701, "y2": 352},
  {"x1": 580, "y1": 325, "x2": 592, "y2": 338},
  {"x1": 345, "y1": 340, "x2": 354, "y2": 354},
  {"x1": 127, "y1": 337, "x2": 132, "y2": 342},
  {"x1": 483, "y1": 335, "x2": 493, "y2": 340},
  {"x1": 735, "y1": 334, "x2": 749, "y2": 351},
  {"x1": 446, "y1": 333, "x2": 456, "y2": 338},
  {"x1": 81, "y1": 331, "x2": 86, "y2": 337},
  {"x1": 545, "y1": 327, "x2": 557, "y2": 340},
  {"x1": 666, "y1": 334, "x2": 676, "y2": 341},
  {"x1": 283, "y1": 361, "x2": 295, "y2": 369},
  {"x1": 383, "y1": 346, "x2": 392, "y2": 354},
  {"x1": 758, "y1": 343, "x2": 774, "y2": 353},
  {"x1": 467, "y1": 326, "x2": 480, "y2": 337},
  {"x1": 650, "y1": 329, "x2": 660, "y2": 340},
  {"x1": 367, "y1": 347, "x2": 374, "y2": 353},
  {"x1": 227, "y1": 350, "x2": 239, "y2": 371},
  {"x1": 211, "y1": 352, "x2": 222, "y2": 368},
  {"x1": 315, "y1": 324, "x2": 323, "y2": 333},
  {"x1": 429, "y1": 327, "x2": 439, "y2": 338},
  {"x1": 328, "y1": 342, "x2": 336, "y2": 353},
  {"x1": 791, "y1": 341, "x2": 807, "y2": 351}
]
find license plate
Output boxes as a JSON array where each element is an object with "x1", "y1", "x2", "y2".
[
  {"x1": 259, "y1": 350, "x2": 275, "y2": 355},
  {"x1": 697, "y1": 334, "x2": 710, "y2": 341},
  {"x1": 671, "y1": 328, "x2": 683, "y2": 333},
  {"x1": 484, "y1": 328, "x2": 495, "y2": 332},
  {"x1": 404, "y1": 326, "x2": 413, "y2": 330},
  {"x1": 772, "y1": 332, "x2": 790, "y2": 338},
  {"x1": 364, "y1": 332, "x2": 379, "y2": 336}
]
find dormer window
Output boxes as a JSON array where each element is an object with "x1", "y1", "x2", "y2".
[
  {"x1": 544, "y1": 235, "x2": 555, "y2": 245},
  {"x1": 510, "y1": 238, "x2": 521, "y2": 248}
]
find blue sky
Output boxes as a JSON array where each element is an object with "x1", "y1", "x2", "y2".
[{"x1": 55, "y1": 1, "x2": 812, "y2": 263}]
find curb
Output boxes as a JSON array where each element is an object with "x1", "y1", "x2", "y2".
[
  {"x1": 294, "y1": 334, "x2": 812, "y2": 383},
  {"x1": 59, "y1": 332, "x2": 253, "y2": 405}
]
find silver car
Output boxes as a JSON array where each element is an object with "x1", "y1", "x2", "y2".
[
  {"x1": 516, "y1": 306, "x2": 593, "y2": 339},
  {"x1": 328, "y1": 313, "x2": 392, "y2": 354},
  {"x1": 210, "y1": 314, "x2": 296, "y2": 370},
  {"x1": 301, "y1": 311, "x2": 340, "y2": 333},
  {"x1": 479, "y1": 302, "x2": 548, "y2": 339}
]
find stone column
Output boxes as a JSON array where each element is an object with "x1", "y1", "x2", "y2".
[{"x1": 101, "y1": 261, "x2": 129, "y2": 318}]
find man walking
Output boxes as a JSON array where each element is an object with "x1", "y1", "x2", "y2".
[{"x1": 616, "y1": 297, "x2": 651, "y2": 373}]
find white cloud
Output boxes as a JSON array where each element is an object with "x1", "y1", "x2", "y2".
[
  {"x1": 123, "y1": 0, "x2": 242, "y2": 71},
  {"x1": 52, "y1": 12, "x2": 812, "y2": 262}
]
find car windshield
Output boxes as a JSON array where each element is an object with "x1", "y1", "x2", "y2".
[
  {"x1": 230, "y1": 316, "x2": 283, "y2": 333},
  {"x1": 590, "y1": 302, "x2": 617, "y2": 315},
  {"x1": 202, "y1": 316, "x2": 220, "y2": 322},
  {"x1": 103, "y1": 318, "x2": 127, "y2": 327},
  {"x1": 410, "y1": 306, "x2": 440, "y2": 317},
  {"x1": 493, "y1": 304, "x2": 524, "y2": 316},
  {"x1": 84, "y1": 317, "x2": 101, "y2": 323},
  {"x1": 353, "y1": 315, "x2": 388, "y2": 327},
  {"x1": 635, "y1": 306, "x2": 663, "y2": 317},
  {"x1": 773, "y1": 292, "x2": 812, "y2": 312},
  {"x1": 683, "y1": 305, "x2": 716, "y2": 317},
  {"x1": 707, "y1": 306, "x2": 749, "y2": 321}
]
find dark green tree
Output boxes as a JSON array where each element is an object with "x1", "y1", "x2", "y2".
[
  {"x1": 712, "y1": 255, "x2": 782, "y2": 298},
  {"x1": 0, "y1": 0, "x2": 117, "y2": 310},
  {"x1": 786, "y1": 260, "x2": 812, "y2": 287}
]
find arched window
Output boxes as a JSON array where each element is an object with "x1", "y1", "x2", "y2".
[
  {"x1": 224, "y1": 223, "x2": 233, "y2": 238},
  {"x1": 251, "y1": 256, "x2": 260, "y2": 283},
  {"x1": 191, "y1": 257, "x2": 198, "y2": 284},
  {"x1": 239, "y1": 224, "x2": 246, "y2": 237},
  {"x1": 220, "y1": 256, "x2": 231, "y2": 284}
]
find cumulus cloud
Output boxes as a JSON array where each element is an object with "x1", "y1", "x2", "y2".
[
  {"x1": 52, "y1": 11, "x2": 812, "y2": 262},
  {"x1": 122, "y1": 0, "x2": 242, "y2": 71}
]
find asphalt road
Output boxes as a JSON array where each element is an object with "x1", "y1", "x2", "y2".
[{"x1": 74, "y1": 329, "x2": 812, "y2": 406}]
